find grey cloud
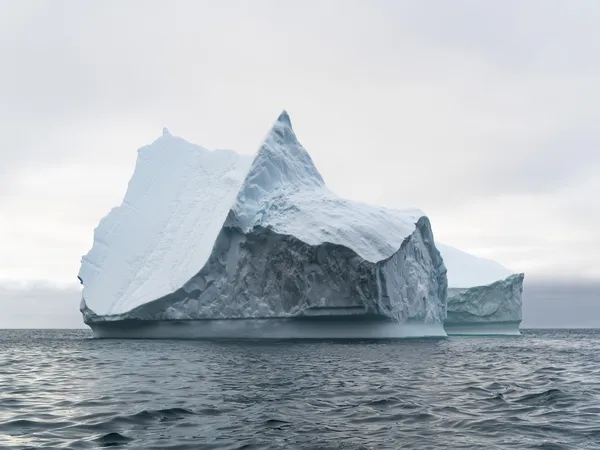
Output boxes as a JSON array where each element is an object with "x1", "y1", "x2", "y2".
[
  {"x1": 0, "y1": 283, "x2": 84, "y2": 328},
  {"x1": 4, "y1": 3, "x2": 599, "y2": 169}
]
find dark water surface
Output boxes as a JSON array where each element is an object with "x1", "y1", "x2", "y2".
[{"x1": 1, "y1": 329, "x2": 599, "y2": 449}]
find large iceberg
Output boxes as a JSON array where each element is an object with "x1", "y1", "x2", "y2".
[
  {"x1": 79, "y1": 112, "x2": 448, "y2": 339},
  {"x1": 437, "y1": 246, "x2": 525, "y2": 335}
]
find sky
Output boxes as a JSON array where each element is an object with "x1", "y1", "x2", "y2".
[{"x1": 1, "y1": 1, "x2": 599, "y2": 327}]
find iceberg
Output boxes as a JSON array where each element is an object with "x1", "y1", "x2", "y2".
[
  {"x1": 444, "y1": 274, "x2": 524, "y2": 335},
  {"x1": 437, "y1": 244, "x2": 524, "y2": 335},
  {"x1": 79, "y1": 112, "x2": 448, "y2": 339}
]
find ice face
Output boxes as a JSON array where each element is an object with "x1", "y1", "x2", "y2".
[
  {"x1": 78, "y1": 134, "x2": 254, "y2": 316},
  {"x1": 82, "y1": 215, "x2": 447, "y2": 326},
  {"x1": 79, "y1": 111, "x2": 448, "y2": 328},
  {"x1": 439, "y1": 247, "x2": 523, "y2": 335},
  {"x1": 446, "y1": 273, "x2": 524, "y2": 326}
]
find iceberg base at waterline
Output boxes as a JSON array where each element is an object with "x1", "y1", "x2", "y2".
[
  {"x1": 85, "y1": 311, "x2": 447, "y2": 340},
  {"x1": 443, "y1": 321, "x2": 521, "y2": 336}
]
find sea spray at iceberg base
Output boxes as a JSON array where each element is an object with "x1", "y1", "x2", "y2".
[{"x1": 79, "y1": 111, "x2": 448, "y2": 339}]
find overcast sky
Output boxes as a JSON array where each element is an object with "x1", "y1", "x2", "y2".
[{"x1": 1, "y1": 1, "x2": 599, "y2": 327}]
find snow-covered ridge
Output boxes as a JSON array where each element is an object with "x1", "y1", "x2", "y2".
[
  {"x1": 79, "y1": 111, "x2": 447, "y2": 325},
  {"x1": 230, "y1": 111, "x2": 425, "y2": 263}
]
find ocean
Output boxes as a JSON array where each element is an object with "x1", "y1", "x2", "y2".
[{"x1": 1, "y1": 329, "x2": 599, "y2": 449}]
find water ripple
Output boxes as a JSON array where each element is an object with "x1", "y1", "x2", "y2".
[{"x1": 1, "y1": 329, "x2": 599, "y2": 449}]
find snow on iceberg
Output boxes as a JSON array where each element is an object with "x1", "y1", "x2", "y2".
[
  {"x1": 78, "y1": 111, "x2": 448, "y2": 338},
  {"x1": 78, "y1": 128, "x2": 254, "y2": 316}
]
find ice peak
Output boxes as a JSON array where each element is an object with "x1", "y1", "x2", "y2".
[
  {"x1": 231, "y1": 109, "x2": 325, "y2": 229},
  {"x1": 162, "y1": 127, "x2": 171, "y2": 136},
  {"x1": 267, "y1": 110, "x2": 294, "y2": 141},
  {"x1": 255, "y1": 110, "x2": 324, "y2": 187},
  {"x1": 276, "y1": 110, "x2": 292, "y2": 128}
]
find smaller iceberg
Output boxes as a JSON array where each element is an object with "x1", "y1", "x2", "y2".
[
  {"x1": 444, "y1": 273, "x2": 524, "y2": 336},
  {"x1": 436, "y1": 245, "x2": 524, "y2": 335}
]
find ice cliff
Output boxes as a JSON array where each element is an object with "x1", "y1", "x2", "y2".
[
  {"x1": 444, "y1": 273, "x2": 524, "y2": 334},
  {"x1": 433, "y1": 244, "x2": 524, "y2": 334},
  {"x1": 79, "y1": 111, "x2": 448, "y2": 330}
]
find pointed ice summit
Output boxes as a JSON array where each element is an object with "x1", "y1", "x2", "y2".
[{"x1": 78, "y1": 111, "x2": 448, "y2": 338}]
